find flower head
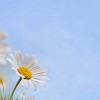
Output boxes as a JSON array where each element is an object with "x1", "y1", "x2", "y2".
[
  {"x1": 0, "y1": 29, "x2": 10, "y2": 65},
  {"x1": 0, "y1": 74, "x2": 7, "y2": 89},
  {"x1": 0, "y1": 76, "x2": 4, "y2": 85},
  {"x1": 7, "y1": 50, "x2": 48, "y2": 91}
]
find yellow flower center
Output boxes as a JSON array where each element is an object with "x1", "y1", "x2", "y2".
[
  {"x1": 0, "y1": 77, "x2": 4, "y2": 85},
  {"x1": 18, "y1": 67, "x2": 32, "y2": 79}
]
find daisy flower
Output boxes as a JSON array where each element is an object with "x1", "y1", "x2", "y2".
[
  {"x1": 0, "y1": 74, "x2": 7, "y2": 89},
  {"x1": 0, "y1": 75, "x2": 5, "y2": 87},
  {"x1": 7, "y1": 50, "x2": 48, "y2": 91},
  {"x1": 0, "y1": 29, "x2": 10, "y2": 65}
]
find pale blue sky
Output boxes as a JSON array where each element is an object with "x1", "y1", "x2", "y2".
[{"x1": 0, "y1": 0, "x2": 100, "y2": 100}]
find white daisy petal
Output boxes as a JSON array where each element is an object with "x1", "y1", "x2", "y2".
[
  {"x1": 32, "y1": 68, "x2": 47, "y2": 74},
  {"x1": 15, "y1": 50, "x2": 22, "y2": 67},
  {"x1": 7, "y1": 58, "x2": 13, "y2": 65},
  {"x1": 23, "y1": 54, "x2": 29, "y2": 67},
  {"x1": 10, "y1": 53, "x2": 18, "y2": 68},
  {"x1": 7, "y1": 58, "x2": 18, "y2": 69},
  {"x1": 11, "y1": 67, "x2": 17, "y2": 71},
  {"x1": 31, "y1": 66, "x2": 47, "y2": 71},
  {"x1": 33, "y1": 75, "x2": 48, "y2": 79},
  {"x1": 32, "y1": 73, "x2": 46, "y2": 78},
  {"x1": 20, "y1": 79, "x2": 27, "y2": 86},
  {"x1": 31, "y1": 78, "x2": 46, "y2": 87},
  {"x1": 29, "y1": 80, "x2": 37, "y2": 91},
  {"x1": 16, "y1": 72, "x2": 25, "y2": 79},
  {"x1": 25, "y1": 81, "x2": 29, "y2": 89},
  {"x1": 27, "y1": 56, "x2": 37, "y2": 68},
  {"x1": 20, "y1": 74, "x2": 25, "y2": 79},
  {"x1": 20, "y1": 79, "x2": 29, "y2": 89}
]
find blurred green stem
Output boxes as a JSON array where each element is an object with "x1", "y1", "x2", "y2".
[{"x1": 9, "y1": 77, "x2": 22, "y2": 100}]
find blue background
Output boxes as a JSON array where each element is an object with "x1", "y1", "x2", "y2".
[{"x1": 0, "y1": 0, "x2": 100, "y2": 100}]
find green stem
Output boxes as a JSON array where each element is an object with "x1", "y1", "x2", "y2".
[{"x1": 9, "y1": 77, "x2": 22, "y2": 100}]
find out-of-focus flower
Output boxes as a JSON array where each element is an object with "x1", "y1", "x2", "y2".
[
  {"x1": 0, "y1": 29, "x2": 10, "y2": 65},
  {"x1": 20, "y1": 91, "x2": 34, "y2": 100},
  {"x1": 0, "y1": 74, "x2": 6, "y2": 89},
  {"x1": 7, "y1": 50, "x2": 48, "y2": 91},
  {"x1": 0, "y1": 76, "x2": 5, "y2": 86},
  {"x1": 20, "y1": 91, "x2": 27, "y2": 97}
]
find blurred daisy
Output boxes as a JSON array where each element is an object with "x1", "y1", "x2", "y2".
[
  {"x1": 0, "y1": 76, "x2": 5, "y2": 86},
  {"x1": 0, "y1": 29, "x2": 10, "y2": 65},
  {"x1": 20, "y1": 91, "x2": 26, "y2": 96},
  {"x1": 0, "y1": 74, "x2": 6, "y2": 89},
  {"x1": 18, "y1": 91, "x2": 27, "y2": 99},
  {"x1": 19, "y1": 91, "x2": 34, "y2": 100},
  {"x1": 7, "y1": 50, "x2": 48, "y2": 91}
]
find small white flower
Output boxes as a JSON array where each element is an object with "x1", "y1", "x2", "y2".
[
  {"x1": 7, "y1": 50, "x2": 48, "y2": 91},
  {"x1": 0, "y1": 29, "x2": 10, "y2": 65}
]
